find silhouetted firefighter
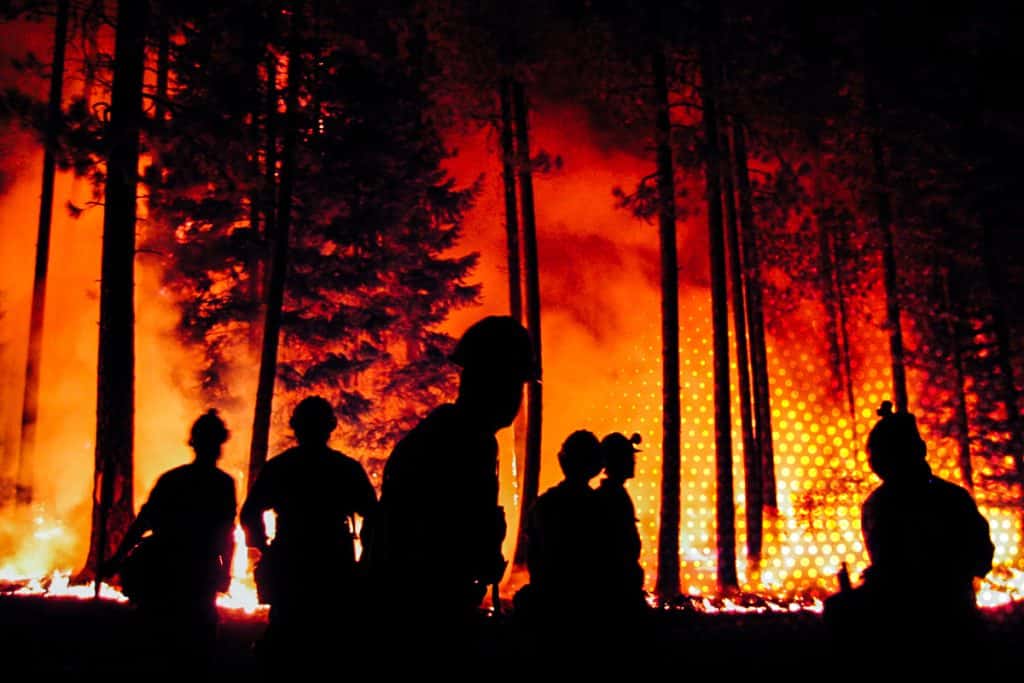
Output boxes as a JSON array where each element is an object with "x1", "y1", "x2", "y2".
[
  {"x1": 241, "y1": 396, "x2": 376, "y2": 672},
  {"x1": 361, "y1": 316, "x2": 536, "y2": 657},
  {"x1": 103, "y1": 410, "x2": 236, "y2": 674},
  {"x1": 825, "y1": 401, "x2": 994, "y2": 664},
  {"x1": 517, "y1": 431, "x2": 603, "y2": 613},
  {"x1": 596, "y1": 431, "x2": 647, "y2": 616}
]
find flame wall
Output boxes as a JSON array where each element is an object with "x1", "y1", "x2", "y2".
[{"x1": 0, "y1": 17, "x2": 1021, "y2": 602}]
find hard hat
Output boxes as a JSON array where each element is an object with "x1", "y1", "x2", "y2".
[{"x1": 450, "y1": 316, "x2": 540, "y2": 381}]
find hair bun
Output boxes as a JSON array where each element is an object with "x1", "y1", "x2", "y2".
[
  {"x1": 876, "y1": 400, "x2": 894, "y2": 418},
  {"x1": 629, "y1": 432, "x2": 642, "y2": 445}
]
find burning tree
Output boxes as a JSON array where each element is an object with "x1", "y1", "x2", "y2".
[{"x1": 144, "y1": 1, "x2": 481, "y2": 480}]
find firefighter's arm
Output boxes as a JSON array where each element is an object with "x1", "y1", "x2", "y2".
[
  {"x1": 216, "y1": 479, "x2": 237, "y2": 592},
  {"x1": 102, "y1": 478, "x2": 163, "y2": 577},
  {"x1": 240, "y1": 472, "x2": 271, "y2": 553}
]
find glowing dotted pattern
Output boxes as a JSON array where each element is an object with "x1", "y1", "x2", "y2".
[{"x1": 590, "y1": 298, "x2": 1023, "y2": 601}]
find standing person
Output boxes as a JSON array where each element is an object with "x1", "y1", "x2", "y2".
[
  {"x1": 361, "y1": 316, "x2": 537, "y2": 634},
  {"x1": 595, "y1": 431, "x2": 647, "y2": 616},
  {"x1": 241, "y1": 396, "x2": 377, "y2": 668},
  {"x1": 105, "y1": 410, "x2": 236, "y2": 674}
]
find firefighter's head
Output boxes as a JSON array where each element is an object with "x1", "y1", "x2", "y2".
[
  {"x1": 290, "y1": 396, "x2": 338, "y2": 446},
  {"x1": 451, "y1": 316, "x2": 538, "y2": 431},
  {"x1": 601, "y1": 432, "x2": 642, "y2": 483},
  {"x1": 558, "y1": 430, "x2": 602, "y2": 484},
  {"x1": 867, "y1": 401, "x2": 928, "y2": 483},
  {"x1": 189, "y1": 409, "x2": 229, "y2": 463}
]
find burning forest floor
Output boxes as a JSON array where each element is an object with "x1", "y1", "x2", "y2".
[{"x1": 3, "y1": 592, "x2": 1024, "y2": 677}]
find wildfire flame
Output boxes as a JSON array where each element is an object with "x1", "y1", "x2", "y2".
[{"x1": 0, "y1": 17, "x2": 1021, "y2": 615}]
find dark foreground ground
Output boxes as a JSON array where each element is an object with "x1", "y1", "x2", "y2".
[{"x1": 2, "y1": 595, "x2": 1023, "y2": 679}]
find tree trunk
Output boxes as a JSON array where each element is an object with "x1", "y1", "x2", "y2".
[
  {"x1": 84, "y1": 0, "x2": 148, "y2": 577},
  {"x1": 819, "y1": 209, "x2": 844, "y2": 397},
  {"x1": 942, "y1": 264, "x2": 973, "y2": 490},
  {"x1": 818, "y1": 173, "x2": 858, "y2": 448},
  {"x1": 254, "y1": 51, "x2": 279, "y2": 354},
  {"x1": 501, "y1": 78, "x2": 531, "y2": 568},
  {"x1": 701, "y1": 33, "x2": 738, "y2": 592},
  {"x1": 833, "y1": 217, "x2": 858, "y2": 442},
  {"x1": 722, "y1": 126, "x2": 760, "y2": 563},
  {"x1": 982, "y1": 222, "x2": 1024, "y2": 495},
  {"x1": 873, "y1": 143, "x2": 908, "y2": 413},
  {"x1": 154, "y1": 18, "x2": 169, "y2": 124},
  {"x1": 249, "y1": 0, "x2": 302, "y2": 489},
  {"x1": 244, "y1": 29, "x2": 264, "y2": 344},
  {"x1": 651, "y1": 48, "x2": 681, "y2": 600},
  {"x1": 864, "y1": 14, "x2": 908, "y2": 414},
  {"x1": 512, "y1": 81, "x2": 543, "y2": 567},
  {"x1": 733, "y1": 122, "x2": 777, "y2": 509},
  {"x1": 500, "y1": 78, "x2": 523, "y2": 324},
  {"x1": 17, "y1": 0, "x2": 70, "y2": 505}
]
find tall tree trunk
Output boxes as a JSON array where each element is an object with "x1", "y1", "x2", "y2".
[
  {"x1": 512, "y1": 81, "x2": 542, "y2": 565},
  {"x1": 722, "y1": 127, "x2": 760, "y2": 563},
  {"x1": 701, "y1": 33, "x2": 738, "y2": 592},
  {"x1": 500, "y1": 79, "x2": 523, "y2": 325},
  {"x1": 872, "y1": 141, "x2": 908, "y2": 413},
  {"x1": 733, "y1": 123, "x2": 776, "y2": 509},
  {"x1": 819, "y1": 209, "x2": 844, "y2": 397},
  {"x1": 818, "y1": 175, "x2": 858, "y2": 448},
  {"x1": 17, "y1": 0, "x2": 70, "y2": 505},
  {"x1": 244, "y1": 27, "x2": 264, "y2": 347},
  {"x1": 249, "y1": 0, "x2": 302, "y2": 489},
  {"x1": 982, "y1": 222, "x2": 1024, "y2": 495},
  {"x1": 864, "y1": 13, "x2": 908, "y2": 414},
  {"x1": 651, "y1": 48, "x2": 681, "y2": 600},
  {"x1": 942, "y1": 264, "x2": 973, "y2": 490},
  {"x1": 833, "y1": 217, "x2": 858, "y2": 442},
  {"x1": 84, "y1": 0, "x2": 148, "y2": 577},
  {"x1": 254, "y1": 51, "x2": 279, "y2": 354},
  {"x1": 501, "y1": 78, "x2": 532, "y2": 568},
  {"x1": 154, "y1": 18, "x2": 169, "y2": 124}
]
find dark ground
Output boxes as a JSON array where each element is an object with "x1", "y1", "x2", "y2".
[{"x1": 2, "y1": 595, "x2": 1023, "y2": 678}]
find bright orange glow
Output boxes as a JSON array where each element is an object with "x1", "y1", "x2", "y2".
[{"x1": 0, "y1": 19, "x2": 1021, "y2": 614}]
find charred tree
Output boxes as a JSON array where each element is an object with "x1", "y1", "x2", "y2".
[
  {"x1": 154, "y1": 15, "x2": 169, "y2": 123},
  {"x1": 249, "y1": 0, "x2": 302, "y2": 489},
  {"x1": 84, "y1": 0, "x2": 148, "y2": 577},
  {"x1": 833, "y1": 217, "x2": 858, "y2": 441},
  {"x1": 260, "y1": 49, "x2": 278, "y2": 314},
  {"x1": 701, "y1": 29, "x2": 738, "y2": 592},
  {"x1": 982, "y1": 222, "x2": 1024, "y2": 495},
  {"x1": 819, "y1": 211, "x2": 843, "y2": 396},
  {"x1": 818, "y1": 195, "x2": 858, "y2": 443},
  {"x1": 502, "y1": 77, "x2": 532, "y2": 568},
  {"x1": 500, "y1": 78, "x2": 523, "y2": 325},
  {"x1": 864, "y1": 11, "x2": 909, "y2": 414},
  {"x1": 651, "y1": 48, "x2": 681, "y2": 600},
  {"x1": 512, "y1": 81, "x2": 543, "y2": 563},
  {"x1": 733, "y1": 122, "x2": 777, "y2": 510},
  {"x1": 244, "y1": 19, "x2": 268, "y2": 353},
  {"x1": 941, "y1": 264, "x2": 973, "y2": 490},
  {"x1": 722, "y1": 127, "x2": 760, "y2": 562},
  {"x1": 17, "y1": 0, "x2": 70, "y2": 504}
]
